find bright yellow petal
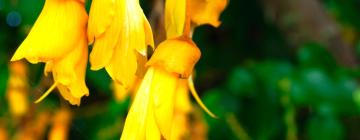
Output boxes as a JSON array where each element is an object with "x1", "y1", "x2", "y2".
[
  {"x1": 88, "y1": 0, "x2": 120, "y2": 70},
  {"x1": 11, "y1": 0, "x2": 88, "y2": 63},
  {"x1": 189, "y1": 0, "x2": 228, "y2": 27},
  {"x1": 165, "y1": 0, "x2": 186, "y2": 38},
  {"x1": 145, "y1": 88, "x2": 161, "y2": 140},
  {"x1": 125, "y1": 1, "x2": 153, "y2": 56},
  {"x1": 47, "y1": 34, "x2": 89, "y2": 106},
  {"x1": 121, "y1": 67, "x2": 155, "y2": 140},
  {"x1": 105, "y1": 38, "x2": 138, "y2": 88},
  {"x1": 91, "y1": 0, "x2": 153, "y2": 87},
  {"x1": 151, "y1": 67, "x2": 178, "y2": 140},
  {"x1": 87, "y1": 0, "x2": 116, "y2": 44}
]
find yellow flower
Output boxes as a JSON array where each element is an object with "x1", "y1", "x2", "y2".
[
  {"x1": 189, "y1": 0, "x2": 228, "y2": 27},
  {"x1": 11, "y1": 0, "x2": 89, "y2": 105},
  {"x1": 6, "y1": 61, "x2": 29, "y2": 118},
  {"x1": 88, "y1": 0, "x2": 154, "y2": 89},
  {"x1": 120, "y1": 37, "x2": 214, "y2": 140}
]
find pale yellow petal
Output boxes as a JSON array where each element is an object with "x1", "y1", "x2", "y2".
[
  {"x1": 165, "y1": 0, "x2": 186, "y2": 38},
  {"x1": 11, "y1": 0, "x2": 88, "y2": 63},
  {"x1": 121, "y1": 67, "x2": 155, "y2": 140},
  {"x1": 152, "y1": 67, "x2": 178, "y2": 139}
]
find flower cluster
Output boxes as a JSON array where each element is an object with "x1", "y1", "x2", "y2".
[{"x1": 11, "y1": 0, "x2": 227, "y2": 139}]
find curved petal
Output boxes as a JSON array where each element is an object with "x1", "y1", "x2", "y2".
[
  {"x1": 11, "y1": 0, "x2": 88, "y2": 63},
  {"x1": 189, "y1": 0, "x2": 228, "y2": 27},
  {"x1": 147, "y1": 37, "x2": 201, "y2": 78},
  {"x1": 87, "y1": 0, "x2": 116, "y2": 44},
  {"x1": 50, "y1": 34, "x2": 89, "y2": 106},
  {"x1": 152, "y1": 67, "x2": 178, "y2": 140},
  {"x1": 121, "y1": 67, "x2": 155, "y2": 140},
  {"x1": 105, "y1": 0, "x2": 153, "y2": 87}
]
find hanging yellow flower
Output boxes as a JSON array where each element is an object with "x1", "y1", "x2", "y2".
[
  {"x1": 120, "y1": 37, "x2": 215, "y2": 140},
  {"x1": 88, "y1": 0, "x2": 154, "y2": 89},
  {"x1": 10, "y1": 0, "x2": 89, "y2": 105}
]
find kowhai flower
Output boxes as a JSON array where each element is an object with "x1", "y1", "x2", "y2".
[
  {"x1": 11, "y1": 0, "x2": 89, "y2": 105},
  {"x1": 121, "y1": 37, "x2": 212, "y2": 140},
  {"x1": 88, "y1": 0, "x2": 153, "y2": 89}
]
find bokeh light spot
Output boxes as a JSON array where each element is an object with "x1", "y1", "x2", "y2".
[{"x1": 6, "y1": 11, "x2": 22, "y2": 27}]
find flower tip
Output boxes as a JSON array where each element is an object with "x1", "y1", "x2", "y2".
[
  {"x1": 10, "y1": 52, "x2": 22, "y2": 62},
  {"x1": 188, "y1": 76, "x2": 218, "y2": 119}
]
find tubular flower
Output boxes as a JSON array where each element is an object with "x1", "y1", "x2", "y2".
[
  {"x1": 88, "y1": 0, "x2": 154, "y2": 89},
  {"x1": 121, "y1": 37, "x2": 201, "y2": 140},
  {"x1": 10, "y1": 0, "x2": 89, "y2": 105}
]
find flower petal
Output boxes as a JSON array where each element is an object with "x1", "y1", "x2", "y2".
[
  {"x1": 88, "y1": 0, "x2": 120, "y2": 70},
  {"x1": 11, "y1": 0, "x2": 88, "y2": 63},
  {"x1": 189, "y1": 0, "x2": 228, "y2": 27},
  {"x1": 49, "y1": 34, "x2": 89, "y2": 106},
  {"x1": 165, "y1": 0, "x2": 186, "y2": 38},
  {"x1": 152, "y1": 67, "x2": 178, "y2": 139},
  {"x1": 121, "y1": 67, "x2": 155, "y2": 140},
  {"x1": 147, "y1": 37, "x2": 201, "y2": 78},
  {"x1": 87, "y1": 0, "x2": 116, "y2": 44}
]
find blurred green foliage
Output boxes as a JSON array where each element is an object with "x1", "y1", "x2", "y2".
[{"x1": 1, "y1": 0, "x2": 360, "y2": 140}]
